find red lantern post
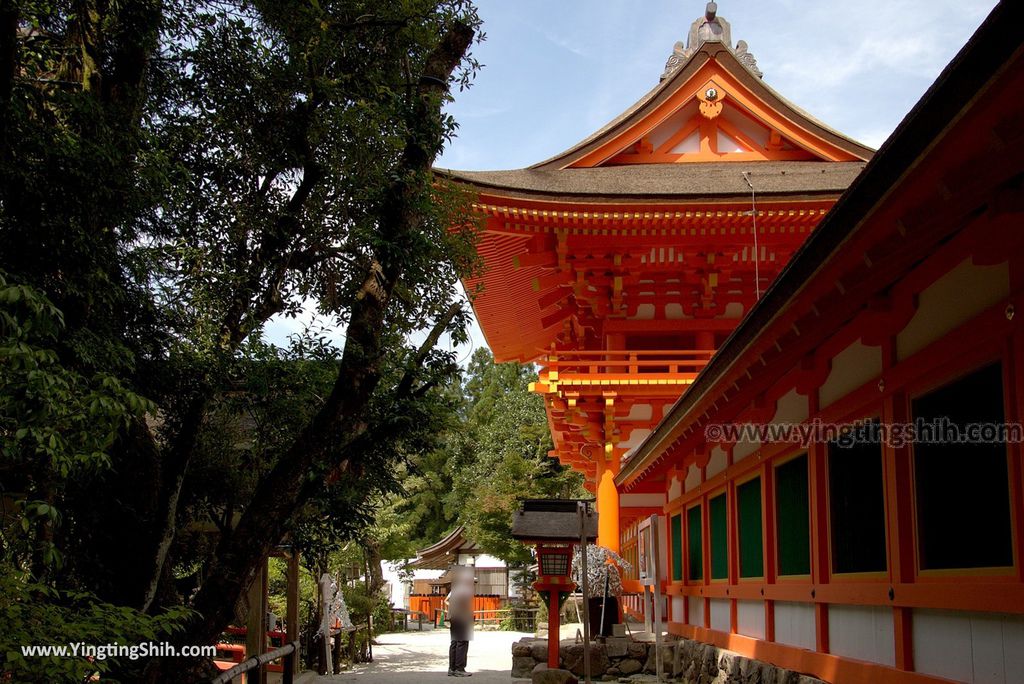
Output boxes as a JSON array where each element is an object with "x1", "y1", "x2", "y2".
[{"x1": 535, "y1": 545, "x2": 573, "y2": 669}]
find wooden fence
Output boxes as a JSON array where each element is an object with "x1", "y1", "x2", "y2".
[{"x1": 408, "y1": 595, "x2": 503, "y2": 625}]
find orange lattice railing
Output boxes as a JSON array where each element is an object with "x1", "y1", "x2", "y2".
[{"x1": 534, "y1": 349, "x2": 715, "y2": 389}]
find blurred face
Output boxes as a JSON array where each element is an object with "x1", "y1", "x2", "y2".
[{"x1": 456, "y1": 568, "x2": 474, "y2": 590}]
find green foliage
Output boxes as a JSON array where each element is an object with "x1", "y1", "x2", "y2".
[
  {"x1": 0, "y1": 273, "x2": 153, "y2": 574},
  {"x1": 341, "y1": 582, "x2": 390, "y2": 629},
  {"x1": 267, "y1": 556, "x2": 316, "y2": 629},
  {"x1": 0, "y1": 272, "x2": 152, "y2": 476},
  {"x1": 451, "y1": 349, "x2": 584, "y2": 563},
  {"x1": 347, "y1": 348, "x2": 583, "y2": 567},
  {"x1": 0, "y1": 563, "x2": 193, "y2": 683}
]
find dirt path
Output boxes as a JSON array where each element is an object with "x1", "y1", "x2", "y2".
[{"x1": 309, "y1": 629, "x2": 533, "y2": 683}]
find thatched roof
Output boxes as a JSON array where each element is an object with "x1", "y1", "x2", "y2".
[{"x1": 440, "y1": 161, "x2": 865, "y2": 202}]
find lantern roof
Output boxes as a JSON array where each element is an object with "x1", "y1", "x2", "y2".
[{"x1": 511, "y1": 499, "x2": 598, "y2": 543}]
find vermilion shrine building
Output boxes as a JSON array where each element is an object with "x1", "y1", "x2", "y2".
[{"x1": 448, "y1": 2, "x2": 1024, "y2": 682}]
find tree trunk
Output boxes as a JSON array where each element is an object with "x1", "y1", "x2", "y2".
[{"x1": 365, "y1": 542, "x2": 385, "y2": 597}]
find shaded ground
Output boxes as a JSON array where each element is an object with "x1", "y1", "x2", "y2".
[
  {"x1": 301, "y1": 621, "x2": 655, "y2": 683},
  {"x1": 309, "y1": 629, "x2": 534, "y2": 683}
]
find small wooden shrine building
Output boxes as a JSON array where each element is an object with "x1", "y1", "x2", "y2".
[{"x1": 405, "y1": 526, "x2": 508, "y2": 620}]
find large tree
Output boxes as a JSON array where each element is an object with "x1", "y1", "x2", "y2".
[{"x1": 0, "y1": 0, "x2": 481, "y2": 680}]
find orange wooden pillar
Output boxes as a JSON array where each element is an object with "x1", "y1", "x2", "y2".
[{"x1": 597, "y1": 442, "x2": 620, "y2": 553}]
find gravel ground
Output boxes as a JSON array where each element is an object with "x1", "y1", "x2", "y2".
[{"x1": 308, "y1": 628, "x2": 535, "y2": 683}]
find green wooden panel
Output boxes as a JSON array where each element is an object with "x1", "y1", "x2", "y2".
[
  {"x1": 776, "y1": 454, "x2": 811, "y2": 576},
  {"x1": 709, "y1": 493, "x2": 728, "y2": 580},
  {"x1": 670, "y1": 513, "x2": 683, "y2": 581},
  {"x1": 687, "y1": 505, "x2": 703, "y2": 581},
  {"x1": 737, "y1": 477, "x2": 764, "y2": 578}
]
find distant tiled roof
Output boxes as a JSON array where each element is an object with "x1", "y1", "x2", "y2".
[
  {"x1": 409, "y1": 526, "x2": 481, "y2": 570},
  {"x1": 440, "y1": 161, "x2": 866, "y2": 201}
]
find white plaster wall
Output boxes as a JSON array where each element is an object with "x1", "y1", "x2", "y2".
[
  {"x1": 737, "y1": 600, "x2": 766, "y2": 640},
  {"x1": 774, "y1": 601, "x2": 816, "y2": 651},
  {"x1": 618, "y1": 427, "x2": 651, "y2": 451},
  {"x1": 819, "y1": 341, "x2": 882, "y2": 409},
  {"x1": 668, "y1": 474, "x2": 683, "y2": 501},
  {"x1": 705, "y1": 446, "x2": 728, "y2": 479},
  {"x1": 687, "y1": 596, "x2": 704, "y2": 626},
  {"x1": 621, "y1": 493, "x2": 665, "y2": 507},
  {"x1": 710, "y1": 598, "x2": 731, "y2": 633},
  {"x1": 382, "y1": 560, "x2": 409, "y2": 608},
  {"x1": 470, "y1": 554, "x2": 506, "y2": 568},
  {"x1": 897, "y1": 259, "x2": 1009, "y2": 360},
  {"x1": 913, "y1": 609, "x2": 1024, "y2": 684},
  {"x1": 730, "y1": 389, "x2": 812, "y2": 464},
  {"x1": 657, "y1": 515, "x2": 669, "y2": 585},
  {"x1": 672, "y1": 597, "x2": 686, "y2": 623},
  {"x1": 828, "y1": 605, "x2": 895, "y2": 667},
  {"x1": 773, "y1": 389, "x2": 809, "y2": 424},
  {"x1": 685, "y1": 464, "x2": 702, "y2": 492},
  {"x1": 647, "y1": 104, "x2": 695, "y2": 149},
  {"x1": 620, "y1": 403, "x2": 654, "y2": 422},
  {"x1": 632, "y1": 303, "x2": 656, "y2": 320},
  {"x1": 671, "y1": 130, "x2": 701, "y2": 154},
  {"x1": 733, "y1": 437, "x2": 760, "y2": 462},
  {"x1": 724, "y1": 302, "x2": 744, "y2": 318}
]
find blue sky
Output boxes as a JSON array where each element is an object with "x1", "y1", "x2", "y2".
[
  {"x1": 438, "y1": 0, "x2": 997, "y2": 170},
  {"x1": 264, "y1": 0, "x2": 998, "y2": 359}
]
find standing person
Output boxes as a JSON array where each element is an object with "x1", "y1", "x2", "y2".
[{"x1": 444, "y1": 566, "x2": 475, "y2": 677}]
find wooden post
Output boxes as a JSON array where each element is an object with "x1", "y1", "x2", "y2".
[
  {"x1": 317, "y1": 573, "x2": 333, "y2": 674},
  {"x1": 282, "y1": 650, "x2": 294, "y2": 684},
  {"x1": 547, "y1": 589, "x2": 560, "y2": 669},
  {"x1": 367, "y1": 614, "x2": 373, "y2": 662},
  {"x1": 286, "y1": 550, "x2": 300, "y2": 678},
  {"x1": 245, "y1": 559, "x2": 268, "y2": 684},
  {"x1": 579, "y1": 502, "x2": 592, "y2": 684},
  {"x1": 332, "y1": 627, "x2": 343, "y2": 673},
  {"x1": 650, "y1": 515, "x2": 664, "y2": 681}
]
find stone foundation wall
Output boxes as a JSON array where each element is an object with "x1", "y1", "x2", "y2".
[{"x1": 511, "y1": 636, "x2": 827, "y2": 683}]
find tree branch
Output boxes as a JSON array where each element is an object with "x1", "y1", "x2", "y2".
[{"x1": 395, "y1": 300, "x2": 462, "y2": 399}]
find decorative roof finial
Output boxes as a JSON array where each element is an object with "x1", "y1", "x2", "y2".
[{"x1": 661, "y1": 2, "x2": 763, "y2": 81}]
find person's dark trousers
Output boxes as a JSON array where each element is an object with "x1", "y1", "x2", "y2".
[{"x1": 449, "y1": 619, "x2": 470, "y2": 673}]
